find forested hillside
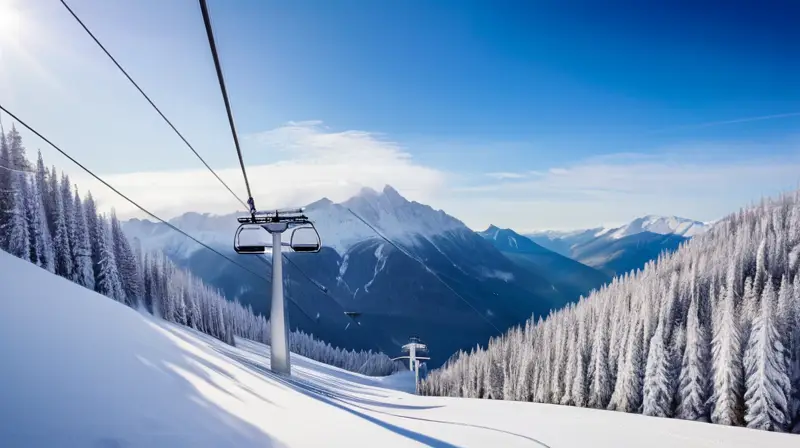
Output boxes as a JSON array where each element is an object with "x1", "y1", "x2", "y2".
[
  {"x1": 421, "y1": 191, "x2": 800, "y2": 433},
  {"x1": 0, "y1": 125, "x2": 399, "y2": 377}
]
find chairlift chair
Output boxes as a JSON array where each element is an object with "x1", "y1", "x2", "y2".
[
  {"x1": 343, "y1": 311, "x2": 363, "y2": 326},
  {"x1": 233, "y1": 208, "x2": 322, "y2": 254}
]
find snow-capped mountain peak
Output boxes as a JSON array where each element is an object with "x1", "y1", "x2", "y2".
[
  {"x1": 334, "y1": 184, "x2": 468, "y2": 252},
  {"x1": 124, "y1": 185, "x2": 473, "y2": 258},
  {"x1": 608, "y1": 215, "x2": 710, "y2": 239}
]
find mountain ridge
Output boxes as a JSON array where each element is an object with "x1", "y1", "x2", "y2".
[{"x1": 123, "y1": 185, "x2": 576, "y2": 367}]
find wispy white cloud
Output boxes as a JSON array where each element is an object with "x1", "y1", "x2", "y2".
[
  {"x1": 453, "y1": 149, "x2": 800, "y2": 231},
  {"x1": 76, "y1": 121, "x2": 447, "y2": 220},
  {"x1": 647, "y1": 112, "x2": 800, "y2": 134},
  {"x1": 485, "y1": 172, "x2": 526, "y2": 180},
  {"x1": 71, "y1": 122, "x2": 800, "y2": 235}
]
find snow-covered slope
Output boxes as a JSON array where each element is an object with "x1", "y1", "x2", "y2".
[{"x1": 2, "y1": 250, "x2": 796, "y2": 448}]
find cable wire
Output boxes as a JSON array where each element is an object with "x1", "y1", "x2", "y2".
[
  {"x1": 197, "y1": 0, "x2": 253, "y2": 206},
  {"x1": 60, "y1": 0, "x2": 332, "y2": 325},
  {"x1": 1, "y1": 104, "x2": 263, "y2": 278},
  {"x1": 59, "y1": 0, "x2": 247, "y2": 211},
  {"x1": 0, "y1": 104, "x2": 322, "y2": 324},
  {"x1": 345, "y1": 207, "x2": 502, "y2": 334}
]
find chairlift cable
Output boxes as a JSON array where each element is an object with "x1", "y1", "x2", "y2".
[
  {"x1": 345, "y1": 207, "x2": 502, "y2": 334},
  {"x1": 1, "y1": 104, "x2": 323, "y2": 325},
  {"x1": 0, "y1": 104, "x2": 268, "y2": 284},
  {"x1": 197, "y1": 0, "x2": 255, "y2": 214},
  {"x1": 58, "y1": 0, "x2": 248, "y2": 211}
]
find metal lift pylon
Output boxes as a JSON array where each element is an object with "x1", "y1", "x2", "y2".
[
  {"x1": 392, "y1": 337, "x2": 430, "y2": 393},
  {"x1": 234, "y1": 207, "x2": 322, "y2": 376}
]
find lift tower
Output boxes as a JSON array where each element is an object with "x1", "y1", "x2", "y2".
[
  {"x1": 234, "y1": 208, "x2": 321, "y2": 375},
  {"x1": 393, "y1": 337, "x2": 430, "y2": 393}
]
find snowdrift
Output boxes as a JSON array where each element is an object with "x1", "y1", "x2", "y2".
[{"x1": 0, "y1": 250, "x2": 797, "y2": 447}]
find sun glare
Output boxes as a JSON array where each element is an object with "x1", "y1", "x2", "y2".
[
  {"x1": 0, "y1": 0, "x2": 25, "y2": 63},
  {"x1": 0, "y1": 0, "x2": 24, "y2": 40}
]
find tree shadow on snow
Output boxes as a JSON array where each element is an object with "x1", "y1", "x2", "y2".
[
  {"x1": 220, "y1": 350, "x2": 460, "y2": 448},
  {"x1": 122, "y1": 318, "x2": 283, "y2": 447}
]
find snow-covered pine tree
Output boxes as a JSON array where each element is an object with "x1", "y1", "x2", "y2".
[
  {"x1": 60, "y1": 174, "x2": 78, "y2": 281},
  {"x1": 0, "y1": 128, "x2": 11, "y2": 250},
  {"x1": 744, "y1": 279, "x2": 792, "y2": 431},
  {"x1": 5, "y1": 171, "x2": 31, "y2": 260},
  {"x1": 588, "y1": 301, "x2": 612, "y2": 409},
  {"x1": 23, "y1": 173, "x2": 42, "y2": 265},
  {"x1": 93, "y1": 213, "x2": 125, "y2": 302},
  {"x1": 83, "y1": 192, "x2": 104, "y2": 291},
  {"x1": 791, "y1": 273, "x2": 800, "y2": 432},
  {"x1": 712, "y1": 283, "x2": 745, "y2": 426},
  {"x1": 51, "y1": 172, "x2": 72, "y2": 279},
  {"x1": 71, "y1": 187, "x2": 94, "y2": 289},
  {"x1": 6, "y1": 124, "x2": 29, "y2": 171},
  {"x1": 608, "y1": 315, "x2": 644, "y2": 413},
  {"x1": 643, "y1": 317, "x2": 674, "y2": 418},
  {"x1": 34, "y1": 151, "x2": 49, "y2": 221},
  {"x1": 110, "y1": 210, "x2": 140, "y2": 307},
  {"x1": 677, "y1": 278, "x2": 712, "y2": 421}
]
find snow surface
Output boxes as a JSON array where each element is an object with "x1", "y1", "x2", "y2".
[{"x1": 2, "y1": 250, "x2": 797, "y2": 448}]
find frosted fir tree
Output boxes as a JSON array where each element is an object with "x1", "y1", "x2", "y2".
[
  {"x1": 23, "y1": 174, "x2": 49, "y2": 269},
  {"x1": 608, "y1": 318, "x2": 644, "y2": 413},
  {"x1": 5, "y1": 172, "x2": 31, "y2": 260},
  {"x1": 711, "y1": 284, "x2": 745, "y2": 426},
  {"x1": 51, "y1": 174, "x2": 73, "y2": 279},
  {"x1": 791, "y1": 274, "x2": 800, "y2": 432},
  {"x1": 60, "y1": 174, "x2": 78, "y2": 281},
  {"x1": 110, "y1": 210, "x2": 141, "y2": 307},
  {"x1": 83, "y1": 192, "x2": 104, "y2": 290},
  {"x1": 588, "y1": 306, "x2": 612, "y2": 409},
  {"x1": 560, "y1": 325, "x2": 578, "y2": 405},
  {"x1": 677, "y1": 283, "x2": 711, "y2": 421},
  {"x1": 71, "y1": 188, "x2": 94, "y2": 290},
  {"x1": 776, "y1": 276, "x2": 795, "y2": 406},
  {"x1": 0, "y1": 129, "x2": 11, "y2": 250},
  {"x1": 642, "y1": 317, "x2": 674, "y2": 418},
  {"x1": 744, "y1": 279, "x2": 791, "y2": 431},
  {"x1": 93, "y1": 214, "x2": 125, "y2": 302},
  {"x1": 571, "y1": 340, "x2": 589, "y2": 408},
  {"x1": 5, "y1": 124, "x2": 29, "y2": 171}
]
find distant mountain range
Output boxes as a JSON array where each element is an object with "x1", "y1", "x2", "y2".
[
  {"x1": 478, "y1": 225, "x2": 610, "y2": 300},
  {"x1": 125, "y1": 186, "x2": 576, "y2": 367},
  {"x1": 526, "y1": 215, "x2": 709, "y2": 276},
  {"x1": 124, "y1": 186, "x2": 710, "y2": 366}
]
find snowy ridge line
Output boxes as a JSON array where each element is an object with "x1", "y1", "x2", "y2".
[{"x1": 345, "y1": 207, "x2": 502, "y2": 333}]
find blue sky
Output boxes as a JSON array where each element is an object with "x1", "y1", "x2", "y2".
[{"x1": 1, "y1": 0, "x2": 799, "y2": 230}]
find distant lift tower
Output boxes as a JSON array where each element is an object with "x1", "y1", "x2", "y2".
[
  {"x1": 393, "y1": 337, "x2": 430, "y2": 393},
  {"x1": 234, "y1": 207, "x2": 321, "y2": 376}
]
